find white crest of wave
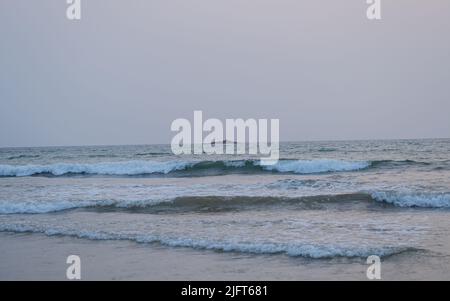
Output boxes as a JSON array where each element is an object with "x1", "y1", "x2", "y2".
[
  {"x1": 371, "y1": 191, "x2": 450, "y2": 208},
  {"x1": 261, "y1": 159, "x2": 370, "y2": 174},
  {"x1": 0, "y1": 223, "x2": 409, "y2": 258},
  {"x1": 0, "y1": 161, "x2": 191, "y2": 177},
  {"x1": 0, "y1": 200, "x2": 109, "y2": 214},
  {"x1": 0, "y1": 198, "x2": 174, "y2": 214}
]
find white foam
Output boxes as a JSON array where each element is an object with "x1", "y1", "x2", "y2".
[
  {"x1": 0, "y1": 160, "x2": 192, "y2": 177},
  {"x1": 261, "y1": 159, "x2": 370, "y2": 174},
  {"x1": 371, "y1": 191, "x2": 450, "y2": 208},
  {"x1": 0, "y1": 200, "x2": 113, "y2": 214},
  {"x1": 0, "y1": 224, "x2": 409, "y2": 258},
  {"x1": 0, "y1": 198, "x2": 175, "y2": 214},
  {"x1": 0, "y1": 159, "x2": 372, "y2": 177}
]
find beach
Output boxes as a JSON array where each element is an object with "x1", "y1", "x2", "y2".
[{"x1": 2, "y1": 232, "x2": 450, "y2": 281}]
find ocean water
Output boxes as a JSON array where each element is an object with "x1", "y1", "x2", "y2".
[{"x1": 0, "y1": 139, "x2": 450, "y2": 268}]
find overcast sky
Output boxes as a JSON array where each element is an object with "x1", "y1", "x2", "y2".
[{"x1": 1, "y1": 0, "x2": 449, "y2": 147}]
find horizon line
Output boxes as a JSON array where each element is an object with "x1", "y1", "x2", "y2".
[{"x1": 1, "y1": 137, "x2": 449, "y2": 149}]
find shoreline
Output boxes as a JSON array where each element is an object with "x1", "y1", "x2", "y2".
[{"x1": 1, "y1": 232, "x2": 449, "y2": 281}]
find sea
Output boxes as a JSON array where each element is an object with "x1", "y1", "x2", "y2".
[{"x1": 0, "y1": 139, "x2": 449, "y2": 279}]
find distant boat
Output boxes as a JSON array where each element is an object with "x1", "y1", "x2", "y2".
[
  {"x1": 223, "y1": 140, "x2": 238, "y2": 144},
  {"x1": 208, "y1": 140, "x2": 238, "y2": 146}
]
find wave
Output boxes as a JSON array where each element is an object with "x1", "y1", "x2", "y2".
[
  {"x1": 370, "y1": 159, "x2": 434, "y2": 168},
  {"x1": 0, "y1": 159, "x2": 371, "y2": 177},
  {"x1": 2, "y1": 158, "x2": 442, "y2": 178},
  {"x1": 0, "y1": 199, "x2": 111, "y2": 214},
  {"x1": 2, "y1": 190, "x2": 450, "y2": 215},
  {"x1": 0, "y1": 194, "x2": 374, "y2": 214},
  {"x1": 263, "y1": 159, "x2": 370, "y2": 173},
  {"x1": 371, "y1": 191, "x2": 450, "y2": 208},
  {"x1": 0, "y1": 161, "x2": 191, "y2": 177},
  {"x1": 0, "y1": 224, "x2": 415, "y2": 258}
]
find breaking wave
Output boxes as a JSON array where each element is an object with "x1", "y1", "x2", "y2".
[
  {"x1": 371, "y1": 191, "x2": 450, "y2": 208},
  {"x1": 0, "y1": 161, "x2": 191, "y2": 177},
  {"x1": 0, "y1": 223, "x2": 415, "y2": 258},
  {"x1": 0, "y1": 159, "x2": 371, "y2": 177},
  {"x1": 3, "y1": 191, "x2": 450, "y2": 215},
  {"x1": 0, "y1": 194, "x2": 373, "y2": 214},
  {"x1": 263, "y1": 159, "x2": 369, "y2": 173}
]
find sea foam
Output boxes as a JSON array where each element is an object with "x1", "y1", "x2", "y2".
[
  {"x1": 0, "y1": 223, "x2": 413, "y2": 259},
  {"x1": 261, "y1": 159, "x2": 370, "y2": 174},
  {"x1": 371, "y1": 191, "x2": 450, "y2": 208},
  {"x1": 0, "y1": 159, "x2": 371, "y2": 177},
  {"x1": 0, "y1": 160, "x2": 191, "y2": 177}
]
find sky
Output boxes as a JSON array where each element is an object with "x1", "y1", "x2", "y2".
[{"x1": 1, "y1": 0, "x2": 449, "y2": 147}]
